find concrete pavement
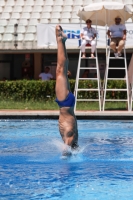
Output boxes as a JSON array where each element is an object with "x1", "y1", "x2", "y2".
[{"x1": 0, "y1": 110, "x2": 133, "y2": 119}]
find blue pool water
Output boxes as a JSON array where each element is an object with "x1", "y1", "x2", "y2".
[{"x1": 0, "y1": 119, "x2": 133, "y2": 200}]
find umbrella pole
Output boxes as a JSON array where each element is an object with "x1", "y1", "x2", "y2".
[
  {"x1": 79, "y1": 12, "x2": 83, "y2": 47},
  {"x1": 105, "y1": 10, "x2": 108, "y2": 58}
]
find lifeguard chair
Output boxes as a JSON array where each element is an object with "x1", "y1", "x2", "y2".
[
  {"x1": 74, "y1": 40, "x2": 102, "y2": 111},
  {"x1": 75, "y1": 1, "x2": 132, "y2": 112},
  {"x1": 102, "y1": 40, "x2": 130, "y2": 111}
]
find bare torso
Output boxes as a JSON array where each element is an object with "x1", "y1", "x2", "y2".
[{"x1": 58, "y1": 107, "x2": 78, "y2": 146}]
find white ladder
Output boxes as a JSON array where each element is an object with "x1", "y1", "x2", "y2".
[
  {"x1": 74, "y1": 46, "x2": 101, "y2": 111},
  {"x1": 103, "y1": 46, "x2": 130, "y2": 111},
  {"x1": 127, "y1": 53, "x2": 133, "y2": 111}
]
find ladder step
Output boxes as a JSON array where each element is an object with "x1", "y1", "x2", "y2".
[
  {"x1": 105, "y1": 89, "x2": 128, "y2": 91},
  {"x1": 107, "y1": 78, "x2": 126, "y2": 80},
  {"x1": 105, "y1": 99, "x2": 128, "y2": 102},
  {"x1": 80, "y1": 67, "x2": 97, "y2": 70},
  {"x1": 76, "y1": 89, "x2": 99, "y2": 91},
  {"x1": 109, "y1": 57, "x2": 125, "y2": 59},
  {"x1": 107, "y1": 68, "x2": 126, "y2": 70},
  {"x1": 81, "y1": 57, "x2": 96, "y2": 59},
  {"x1": 77, "y1": 99, "x2": 100, "y2": 101},
  {"x1": 79, "y1": 78, "x2": 98, "y2": 80}
]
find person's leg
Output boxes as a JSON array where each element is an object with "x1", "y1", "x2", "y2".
[
  {"x1": 110, "y1": 38, "x2": 117, "y2": 52},
  {"x1": 90, "y1": 40, "x2": 96, "y2": 58},
  {"x1": 81, "y1": 39, "x2": 87, "y2": 58},
  {"x1": 117, "y1": 38, "x2": 125, "y2": 55},
  {"x1": 55, "y1": 25, "x2": 70, "y2": 101}
]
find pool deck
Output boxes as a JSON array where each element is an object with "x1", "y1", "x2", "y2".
[{"x1": 0, "y1": 110, "x2": 133, "y2": 119}]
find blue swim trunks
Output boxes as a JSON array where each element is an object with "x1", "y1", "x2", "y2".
[{"x1": 55, "y1": 92, "x2": 75, "y2": 107}]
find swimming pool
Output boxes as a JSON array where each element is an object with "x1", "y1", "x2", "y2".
[{"x1": 0, "y1": 119, "x2": 133, "y2": 200}]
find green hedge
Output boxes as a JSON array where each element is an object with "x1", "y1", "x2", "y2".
[{"x1": 0, "y1": 80, "x2": 128, "y2": 101}]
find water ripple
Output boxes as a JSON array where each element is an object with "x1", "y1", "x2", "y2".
[{"x1": 0, "y1": 120, "x2": 133, "y2": 199}]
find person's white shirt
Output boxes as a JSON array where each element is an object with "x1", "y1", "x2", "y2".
[
  {"x1": 39, "y1": 72, "x2": 53, "y2": 80},
  {"x1": 109, "y1": 24, "x2": 126, "y2": 38},
  {"x1": 80, "y1": 27, "x2": 97, "y2": 40}
]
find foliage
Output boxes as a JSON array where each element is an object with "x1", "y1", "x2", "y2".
[
  {"x1": 106, "y1": 80, "x2": 127, "y2": 99},
  {"x1": 0, "y1": 79, "x2": 128, "y2": 101}
]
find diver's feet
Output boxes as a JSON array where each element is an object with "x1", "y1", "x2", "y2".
[
  {"x1": 55, "y1": 25, "x2": 61, "y2": 37},
  {"x1": 55, "y1": 25, "x2": 67, "y2": 43}
]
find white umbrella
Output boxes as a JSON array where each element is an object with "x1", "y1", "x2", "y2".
[{"x1": 77, "y1": 1, "x2": 132, "y2": 26}]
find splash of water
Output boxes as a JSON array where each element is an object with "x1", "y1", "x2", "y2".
[
  {"x1": 52, "y1": 139, "x2": 90, "y2": 153},
  {"x1": 51, "y1": 139, "x2": 90, "y2": 162}
]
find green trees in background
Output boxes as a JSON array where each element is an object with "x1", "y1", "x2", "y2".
[{"x1": 0, "y1": 80, "x2": 127, "y2": 101}]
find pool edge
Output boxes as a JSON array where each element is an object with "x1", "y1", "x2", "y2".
[{"x1": 0, "y1": 110, "x2": 133, "y2": 119}]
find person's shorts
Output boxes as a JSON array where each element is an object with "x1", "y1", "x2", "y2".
[
  {"x1": 111, "y1": 37, "x2": 124, "y2": 46},
  {"x1": 55, "y1": 92, "x2": 75, "y2": 107}
]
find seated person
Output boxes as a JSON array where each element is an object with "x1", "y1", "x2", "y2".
[
  {"x1": 39, "y1": 66, "x2": 53, "y2": 81},
  {"x1": 80, "y1": 19, "x2": 97, "y2": 58},
  {"x1": 107, "y1": 16, "x2": 126, "y2": 58}
]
